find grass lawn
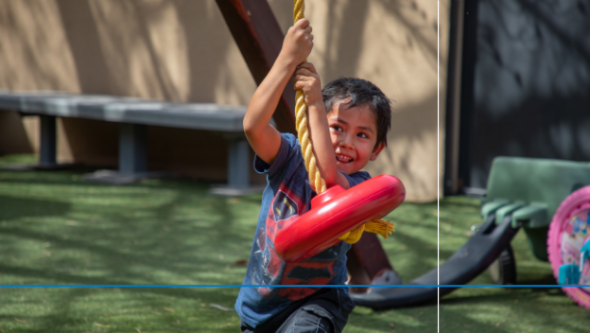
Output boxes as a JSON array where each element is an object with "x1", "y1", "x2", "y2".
[{"x1": 0, "y1": 154, "x2": 588, "y2": 332}]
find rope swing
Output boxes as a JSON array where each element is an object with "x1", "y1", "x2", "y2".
[{"x1": 293, "y1": 0, "x2": 394, "y2": 244}]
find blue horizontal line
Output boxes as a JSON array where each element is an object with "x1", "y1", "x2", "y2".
[{"x1": 1, "y1": 284, "x2": 589, "y2": 288}]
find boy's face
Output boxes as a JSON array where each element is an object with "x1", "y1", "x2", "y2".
[{"x1": 327, "y1": 100, "x2": 385, "y2": 175}]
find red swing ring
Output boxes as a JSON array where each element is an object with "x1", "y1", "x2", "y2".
[{"x1": 274, "y1": 174, "x2": 405, "y2": 262}]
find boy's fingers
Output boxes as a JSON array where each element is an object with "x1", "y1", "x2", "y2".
[
  {"x1": 295, "y1": 18, "x2": 310, "y2": 29},
  {"x1": 293, "y1": 71, "x2": 319, "y2": 83},
  {"x1": 292, "y1": 75, "x2": 309, "y2": 84},
  {"x1": 297, "y1": 62, "x2": 318, "y2": 74},
  {"x1": 293, "y1": 80, "x2": 307, "y2": 90},
  {"x1": 294, "y1": 67, "x2": 313, "y2": 76},
  {"x1": 293, "y1": 76, "x2": 314, "y2": 87}
]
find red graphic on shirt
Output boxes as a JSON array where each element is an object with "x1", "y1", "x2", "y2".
[{"x1": 257, "y1": 183, "x2": 337, "y2": 301}]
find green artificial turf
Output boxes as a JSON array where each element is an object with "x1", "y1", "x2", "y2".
[{"x1": 0, "y1": 154, "x2": 589, "y2": 332}]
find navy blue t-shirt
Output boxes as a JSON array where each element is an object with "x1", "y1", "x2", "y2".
[{"x1": 235, "y1": 133, "x2": 371, "y2": 328}]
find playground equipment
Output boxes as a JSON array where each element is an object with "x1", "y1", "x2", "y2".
[
  {"x1": 217, "y1": 0, "x2": 590, "y2": 310},
  {"x1": 548, "y1": 185, "x2": 590, "y2": 309},
  {"x1": 214, "y1": 0, "x2": 402, "y2": 290},
  {"x1": 351, "y1": 157, "x2": 590, "y2": 310}
]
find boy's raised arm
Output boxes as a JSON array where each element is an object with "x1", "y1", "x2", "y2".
[
  {"x1": 243, "y1": 19, "x2": 314, "y2": 165},
  {"x1": 293, "y1": 63, "x2": 350, "y2": 189}
]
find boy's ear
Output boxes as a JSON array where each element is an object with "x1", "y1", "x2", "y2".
[{"x1": 370, "y1": 141, "x2": 386, "y2": 161}]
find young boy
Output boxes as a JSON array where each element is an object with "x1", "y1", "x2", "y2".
[{"x1": 235, "y1": 18, "x2": 392, "y2": 333}]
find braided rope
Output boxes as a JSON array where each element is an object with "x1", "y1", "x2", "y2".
[
  {"x1": 293, "y1": 0, "x2": 393, "y2": 244},
  {"x1": 294, "y1": 0, "x2": 326, "y2": 194}
]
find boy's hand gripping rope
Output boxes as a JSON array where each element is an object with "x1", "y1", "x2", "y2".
[{"x1": 293, "y1": 0, "x2": 394, "y2": 244}]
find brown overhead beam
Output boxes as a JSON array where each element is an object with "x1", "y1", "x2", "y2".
[{"x1": 215, "y1": 0, "x2": 296, "y2": 134}]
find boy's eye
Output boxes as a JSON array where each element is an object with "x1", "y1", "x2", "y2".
[
  {"x1": 357, "y1": 132, "x2": 368, "y2": 139},
  {"x1": 330, "y1": 125, "x2": 343, "y2": 132}
]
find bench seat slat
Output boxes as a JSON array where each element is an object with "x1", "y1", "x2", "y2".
[{"x1": 0, "y1": 91, "x2": 247, "y2": 132}]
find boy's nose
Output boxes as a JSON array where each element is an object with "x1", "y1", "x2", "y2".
[{"x1": 338, "y1": 137, "x2": 354, "y2": 149}]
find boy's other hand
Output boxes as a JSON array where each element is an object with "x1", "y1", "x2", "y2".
[
  {"x1": 293, "y1": 62, "x2": 323, "y2": 108},
  {"x1": 279, "y1": 19, "x2": 314, "y2": 68}
]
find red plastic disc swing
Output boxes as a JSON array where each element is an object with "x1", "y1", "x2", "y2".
[{"x1": 274, "y1": 175, "x2": 405, "y2": 262}]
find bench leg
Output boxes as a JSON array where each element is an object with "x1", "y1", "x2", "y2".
[
  {"x1": 3, "y1": 114, "x2": 64, "y2": 170},
  {"x1": 227, "y1": 137, "x2": 250, "y2": 189},
  {"x1": 39, "y1": 115, "x2": 57, "y2": 167},
  {"x1": 209, "y1": 135, "x2": 264, "y2": 196},
  {"x1": 119, "y1": 123, "x2": 147, "y2": 175},
  {"x1": 84, "y1": 123, "x2": 161, "y2": 184}
]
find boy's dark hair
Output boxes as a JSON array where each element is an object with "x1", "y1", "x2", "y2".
[{"x1": 321, "y1": 78, "x2": 392, "y2": 147}]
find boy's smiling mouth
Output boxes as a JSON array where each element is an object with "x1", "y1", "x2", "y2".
[{"x1": 336, "y1": 154, "x2": 353, "y2": 163}]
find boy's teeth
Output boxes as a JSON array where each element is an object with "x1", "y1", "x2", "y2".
[{"x1": 337, "y1": 155, "x2": 352, "y2": 163}]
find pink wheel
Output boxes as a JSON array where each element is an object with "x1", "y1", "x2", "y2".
[{"x1": 548, "y1": 185, "x2": 590, "y2": 309}]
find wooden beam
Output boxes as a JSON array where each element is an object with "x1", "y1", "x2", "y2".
[
  {"x1": 347, "y1": 233, "x2": 393, "y2": 282},
  {"x1": 215, "y1": 0, "x2": 296, "y2": 134}
]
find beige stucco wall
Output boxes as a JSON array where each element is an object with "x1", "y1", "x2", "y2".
[
  {"x1": 270, "y1": 1, "x2": 447, "y2": 202},
  {"x1": 0, "y1": 0, "x2": 447, "y2": 202}
]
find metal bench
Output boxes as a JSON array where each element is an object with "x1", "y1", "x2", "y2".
[{"x1": 0, "y1": 90, "x2": 262, "y2": 195}]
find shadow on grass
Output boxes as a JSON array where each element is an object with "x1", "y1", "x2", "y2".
[
  {"x1": 438, "y1": 286, "x2": 588, "y2": 333},
  {"x1": 1, "y1": 286, "x2": 242, "y2": 332},
  {"x1": 0, "y1": 194, "x2": 71, "y2": 220},
  {"x1": 517, "y1": 273, "x2": 557, "y2": 286},
  {"x1": 0, "y1": 171, "x2": 260, "y2": 289}
]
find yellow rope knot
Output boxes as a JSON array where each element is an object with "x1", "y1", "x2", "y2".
[
  {"x1": 339, "y1": 219, "x2": 395, "y2": 244},
  {"x1": 293, "y1": 0, "x2": 394, "y2": 245}
]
